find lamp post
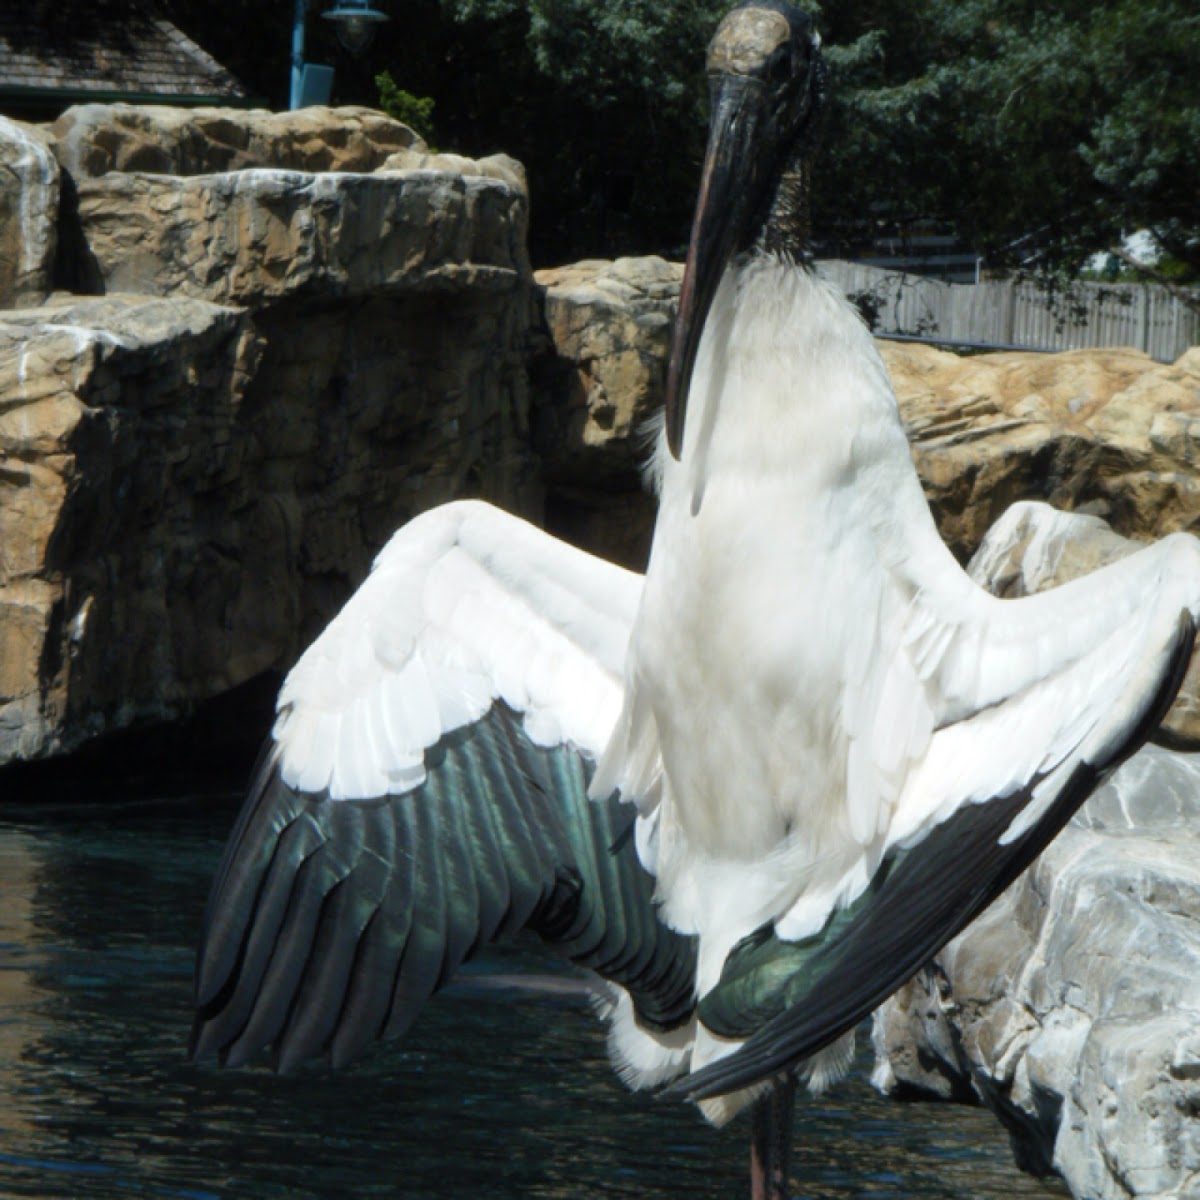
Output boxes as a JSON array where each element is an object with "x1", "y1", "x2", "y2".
[{"x1": 290, "y1": 0, "x2": 389, "y2": 110}]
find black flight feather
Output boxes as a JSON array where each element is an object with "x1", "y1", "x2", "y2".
[{"x1": 192, "y1": 703, "x2": 698, "y2": 1073}]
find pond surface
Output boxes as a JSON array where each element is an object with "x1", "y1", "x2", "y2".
[{"x1": 0, "y1": 784, "x2": 1068, "y2": 1199}]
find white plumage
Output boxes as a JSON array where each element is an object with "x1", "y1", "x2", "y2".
[{"x1": 273, "y1": 503, "x2": 639, "y2": 798}]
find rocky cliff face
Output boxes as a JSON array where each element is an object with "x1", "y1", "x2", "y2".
[
  {"x1": 0, "y1": 116, "x2": 58, "y2": 309},
  {"x1": 1, "y1": 104, "x2": 539, "y2": 764},
  {"x1": 533, "y1": 256, "x2": 679, "y2": 568}
]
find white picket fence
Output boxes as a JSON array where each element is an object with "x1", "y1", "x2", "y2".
[{"x1": 819, "y1": 260, "x2": 1200, "y2": 361}]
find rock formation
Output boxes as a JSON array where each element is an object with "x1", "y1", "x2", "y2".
[
  {"x1": 0, "y1": 295, "x2": 263, "y2": 759},
  {"x1": 894, "y1": 340, "x2": 1200, "y2": 561},
  {"x1": 533, "y1": 256, "x2": 679, "y2": 568},
  {"x1": 873, "y1": 500, "x2": 1200, "y2": 1200},
  {"x1": 0, "y1": 104, "x2": 540, "y2": 764},
  {"x1": 51, "y1": 103, "x2": 420, "y2": 177}
]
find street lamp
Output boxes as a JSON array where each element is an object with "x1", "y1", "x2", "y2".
[
  {"x1": 290, "y1": 0, "x2": 389, "y2": 110},
  {"x1": 324, "y1": 1, "x2": 390, "y2": 53}
]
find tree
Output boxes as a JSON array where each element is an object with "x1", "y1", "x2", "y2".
[{"x1": 811, "y1": 0, "x2": 1200, "y2": 277}]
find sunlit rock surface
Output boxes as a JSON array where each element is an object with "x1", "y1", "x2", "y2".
[
  {"x1": 0, "y1": 105, "x2": 540, "y2": 765},
  {"x1": 71, "y1": 166, "x2": 530, "y2": 304},
  {"x1": 533, "y1": 256, "x2": 679, "y2": 568},
  {"x1": 873, "y1": 501, "x2": 1200, "y2": 1200},
  {"x1": 51, "y1": 103, "x2": 421, "y2": 177},
  {"x1": 0, "y1": 117, "x2": 59, "y2": 308},
  {"x1": 0, "y1": 295, "x2": 262, "y2": 760},
  {"x1": 892, "y1": 341, "x2": 1200, "y2": 561}
]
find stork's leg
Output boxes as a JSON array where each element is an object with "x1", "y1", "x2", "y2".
[{"x1": 749, "y1": 1074, "x2": 797, "y2": 1200}]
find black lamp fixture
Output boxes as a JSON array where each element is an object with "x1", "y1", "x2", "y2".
[
  {"x1": 323, "y1": 0, "x2": 390, "y2": 54},
  {"x1": 290, "y1": 0, "x2": 389, "y2": 109}
]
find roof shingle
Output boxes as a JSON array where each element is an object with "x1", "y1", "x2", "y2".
[{"x1": 0, "y1": 4, "x2": 248, "y2": 111}]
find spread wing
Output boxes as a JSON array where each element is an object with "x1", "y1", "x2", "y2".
[
  {"x1": 191, "y1": 500, "x2": 697, "y2": 1073},
  {"x1": 677, "y1": 506, "x2": 1200, "y2": 1101}
]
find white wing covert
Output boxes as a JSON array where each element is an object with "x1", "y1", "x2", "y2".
[
  {"x1": 892, "y1": 511, "x2": 1200, "y2": 847},
  {"x1": 274, "y1": 499, "x2": 640, "y2": 799}
]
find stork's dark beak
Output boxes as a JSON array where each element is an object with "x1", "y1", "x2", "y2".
[{"x1": 665, "y1": 76, "x2": 776, "y2": 460}]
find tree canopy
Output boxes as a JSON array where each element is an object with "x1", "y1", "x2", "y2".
[
  {"x1": 816, "y1": 0, "x2": 1200, "y2": 276},
  {"x1": 160, "y1": 0, "x2": 1199, "y2": 276}
]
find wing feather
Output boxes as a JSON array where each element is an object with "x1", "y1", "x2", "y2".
[
  {"x1": 192, "y1": 502, "x2": 696, "y2": 1075},
  {"x1": 676, "y1": 604, "x2": 1196, "y2": 1101},
  {"x1": 272, "y1": 501, "x2": 640, "y2": 802}
]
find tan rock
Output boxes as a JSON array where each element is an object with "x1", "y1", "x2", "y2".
[
  {"x1": 536, "y1": 255, "x2": 679, "y2": 461},
  {"x1": 50, "y1": 103, "x2": 423, "y2": 179},
  {"x1": 0, "y1": 117, "x2": 59, "y2": 308},
  {"x1": 0, "y1": 104, "x2": 543, "y2": 767},
  {"x1": 0, "y1": 295, "x2": 266, "y2": 762},
  {"x1": 0, "y1": 280, "x2": 540, "y2": 767},
  {"x1": 533, "y1": 256, "x2": 681, "y2": 568},
  {"x1": 72, "y1": 167, "x2": 530, "y2": 306},
  {"x1": 382, "y1": 149, "x2": 528, "y2": 195},
  {"x1": 885, "y1": 342, "x2": 1200, "y2": 559}
]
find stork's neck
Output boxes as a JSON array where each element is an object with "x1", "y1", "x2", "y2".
[
  {"x1": 755, "y1": 154, "x2": 812, "y2": 262},
  {"x1": 659, "y1": 255, "x2": 909, "y2": 517}
]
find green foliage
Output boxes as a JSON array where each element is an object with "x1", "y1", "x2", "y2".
[
  {"x1": 814, "y1": 0, "x2": 1200, "y2": 277},
  {"x1": 375, "y1": 71, "x2": 436, "y2": 146}
]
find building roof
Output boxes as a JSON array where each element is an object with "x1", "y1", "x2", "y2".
[{"x1": 0, "y1": 3, "x2": 251, "y2": 118}]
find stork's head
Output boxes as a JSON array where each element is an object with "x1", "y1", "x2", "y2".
[{"x1": 665, "y1": 0, "x2": 825, "y2": 459}]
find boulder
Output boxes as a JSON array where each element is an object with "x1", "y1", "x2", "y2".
[
  {"x1": 0, "y1": 117, "x2": 59, "y2": 308},
  {"x1": 0, "y1": 285, "x2": 540, "y2": 764},
  {"x1": 532, "y1": 256, "x2": 680, "y2": 568},
  {"x1": 382, "y1": 149, "x2": 528, "y2": 195},
  {"x1": 892, "y1": 341, "x2": 1200, "y2": 561},
  {"x1": 872, "y1": 501, "x2": 1200, "y2": 1200},
  {"x1": 50, "y1": 103, "x2": 422, "y2": 179},
  {"x1": 535, "y1": 255, "x2": 679, "y2": 473},
  {"x1": 70, "y1": 166, "x2": 531, "y2": 306},
  {"x1": 0, "y1": 105, "x2": 543, "y2": 766},
  {"x1": 0, "y1": 294, "x2": 265, "y2": 761},
  {"x1": 52, "y1": 103, "x2": 530, "y2": 308}
]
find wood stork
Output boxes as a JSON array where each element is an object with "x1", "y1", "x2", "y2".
[{"x1": 191, "y1": 1, "x2": 1200, "y2": 1195}]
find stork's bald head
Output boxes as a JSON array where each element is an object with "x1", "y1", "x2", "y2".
[{"x1": 707, "y1": 1, "x2": 816, "y2": 82}]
